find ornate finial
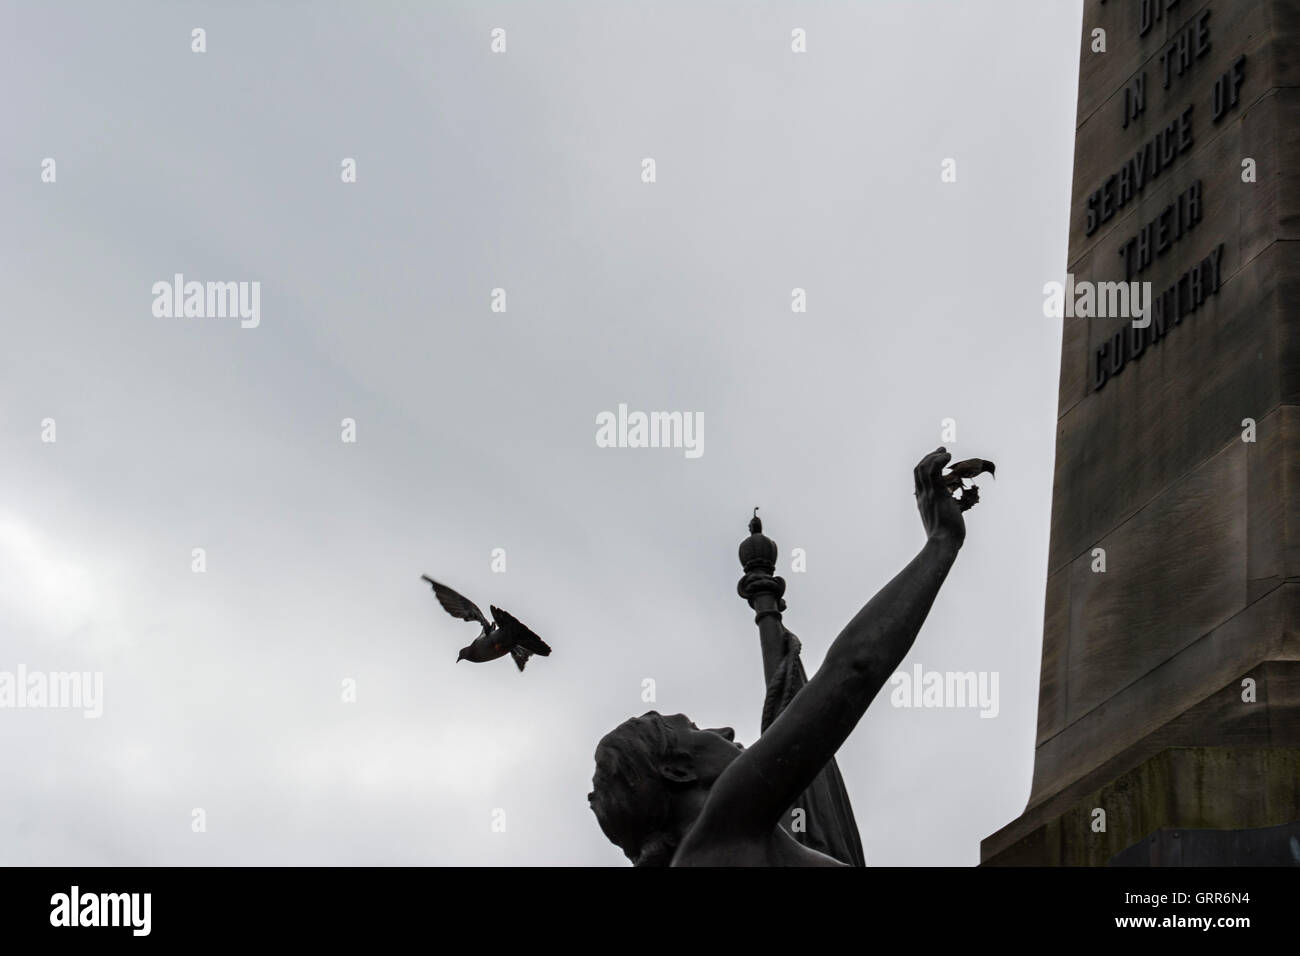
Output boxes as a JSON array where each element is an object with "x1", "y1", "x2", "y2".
[
  {"x1": 737, "y1": 507, "x2": 786, "y2": 614},
  {"x1": 739, "y1": 507, "x2": 778, "y2": 575}
]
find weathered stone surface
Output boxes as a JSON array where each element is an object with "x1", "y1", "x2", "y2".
[
  {"x1": 1027, "y1": 583, "x2": 1299, "y2": 812},
  {"x1": 1070, "y1": 0, "x2": 1272, "y2": 260},
  {"x1": 1111, "y1": 817, "x2": 1300, "y2": 865},
  {"x1": 984, "y1": 0, "x2": 1300, "y2": 865},
  {"x1": 1040, "y1": 747, "x2": 1300, "y2": 867},
  {"x1": 987, "y1": 655, "x2": 1300, "y2": 865},
  {"x1": 1247, "y1": 405, "x2": 1300, "y2": 601},
  {"x1": 1066, "y1": 438, "x2": 1247, "y2": 722},
  {"x1": 1035, "y1": 570, "x2": 1070, "y2": 743},
  {"x1": 1059, "y1": 95, "x2": 1298, "y2": 423}
]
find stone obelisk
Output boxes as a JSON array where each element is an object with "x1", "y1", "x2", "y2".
[{"x1": 982, "y1": 0, "x2": 1300, "y2": 865}]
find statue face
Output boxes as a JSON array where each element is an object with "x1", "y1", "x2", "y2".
[{"x1": 661, "y1": 714, "x2": 743, "y2": 786}]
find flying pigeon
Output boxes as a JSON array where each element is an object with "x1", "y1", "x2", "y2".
[
  {"x1": 941, "y1": 458, "x2": 996, "y2": 512},
  {"x1": 420, "y1": 575, "x2": 552, "y2": 671}
]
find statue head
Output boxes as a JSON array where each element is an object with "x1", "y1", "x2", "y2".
[{"x1": 588, "y1": 711, "x2": 742, "y2": 865}]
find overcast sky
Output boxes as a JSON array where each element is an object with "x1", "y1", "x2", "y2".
[{"x1": 1, "y1": 0, "x2": 1081, "y2": 865}]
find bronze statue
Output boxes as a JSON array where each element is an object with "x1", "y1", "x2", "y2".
[{"x1": 588, "y1": 447, "x2": 981, "y2": 865}]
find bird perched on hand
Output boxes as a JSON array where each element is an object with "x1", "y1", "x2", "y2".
[
  {"x1": 941, "y1": 458, "x2": 996, "y2": 512},
  {"x1": 421, "y1": 575, "x2": 552, "y2": 671}
]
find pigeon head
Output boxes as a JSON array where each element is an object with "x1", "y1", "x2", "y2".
[{"x1": 456, "y1": 647, "x2": 471, "y2": 663}]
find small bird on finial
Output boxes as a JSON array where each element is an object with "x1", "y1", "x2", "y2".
[
  {"x1": 420, "y1": 576, "x2": 552, "y2": 671},
  {"x1": 750, "y1": 506, "x2": 762, "y2": 534}
]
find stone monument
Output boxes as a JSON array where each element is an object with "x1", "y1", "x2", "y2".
[{"x1": 982, "y1": 0, "x2": 1300, "y2": 865}]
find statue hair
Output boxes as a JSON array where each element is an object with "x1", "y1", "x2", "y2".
[{"x1": 588, "y1": 711, "x2": 686, "y2": 867}]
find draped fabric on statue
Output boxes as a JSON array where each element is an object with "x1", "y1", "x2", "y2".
[{"x1": 761, "y1": 629, "x2": 866, "y2": 867}]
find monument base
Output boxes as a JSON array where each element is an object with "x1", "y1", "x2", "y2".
[
  {"x1": 982, "y1": 660, "x2": 1300, "y2": 866},
  {"x1": 1110, "y1": 818, "x2": 1300, "y2": 866}
]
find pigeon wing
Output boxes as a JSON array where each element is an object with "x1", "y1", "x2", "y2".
[
  {"x1": 491, "y1": 606, "x2": 552, "y2": 656},
  {"x1": 421, "y1": 576, "x2": 489, "y2": 629}
]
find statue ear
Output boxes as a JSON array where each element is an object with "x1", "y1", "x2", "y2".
[{"x1": 659, "y1": 756, "x2": 698, "y2": 785}]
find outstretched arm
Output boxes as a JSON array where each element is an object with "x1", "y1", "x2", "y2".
[{"x1": 702, "y1": 448, "x2": 967, "y2": 838}]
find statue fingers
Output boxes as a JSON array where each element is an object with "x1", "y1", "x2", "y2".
[{"x1": 915, "y1": 447, "x2": 951, "y2": 494}]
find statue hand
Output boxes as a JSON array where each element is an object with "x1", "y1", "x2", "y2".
[{"x1": 914, "y1": 447, "x2": 965, "y2": 546}]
